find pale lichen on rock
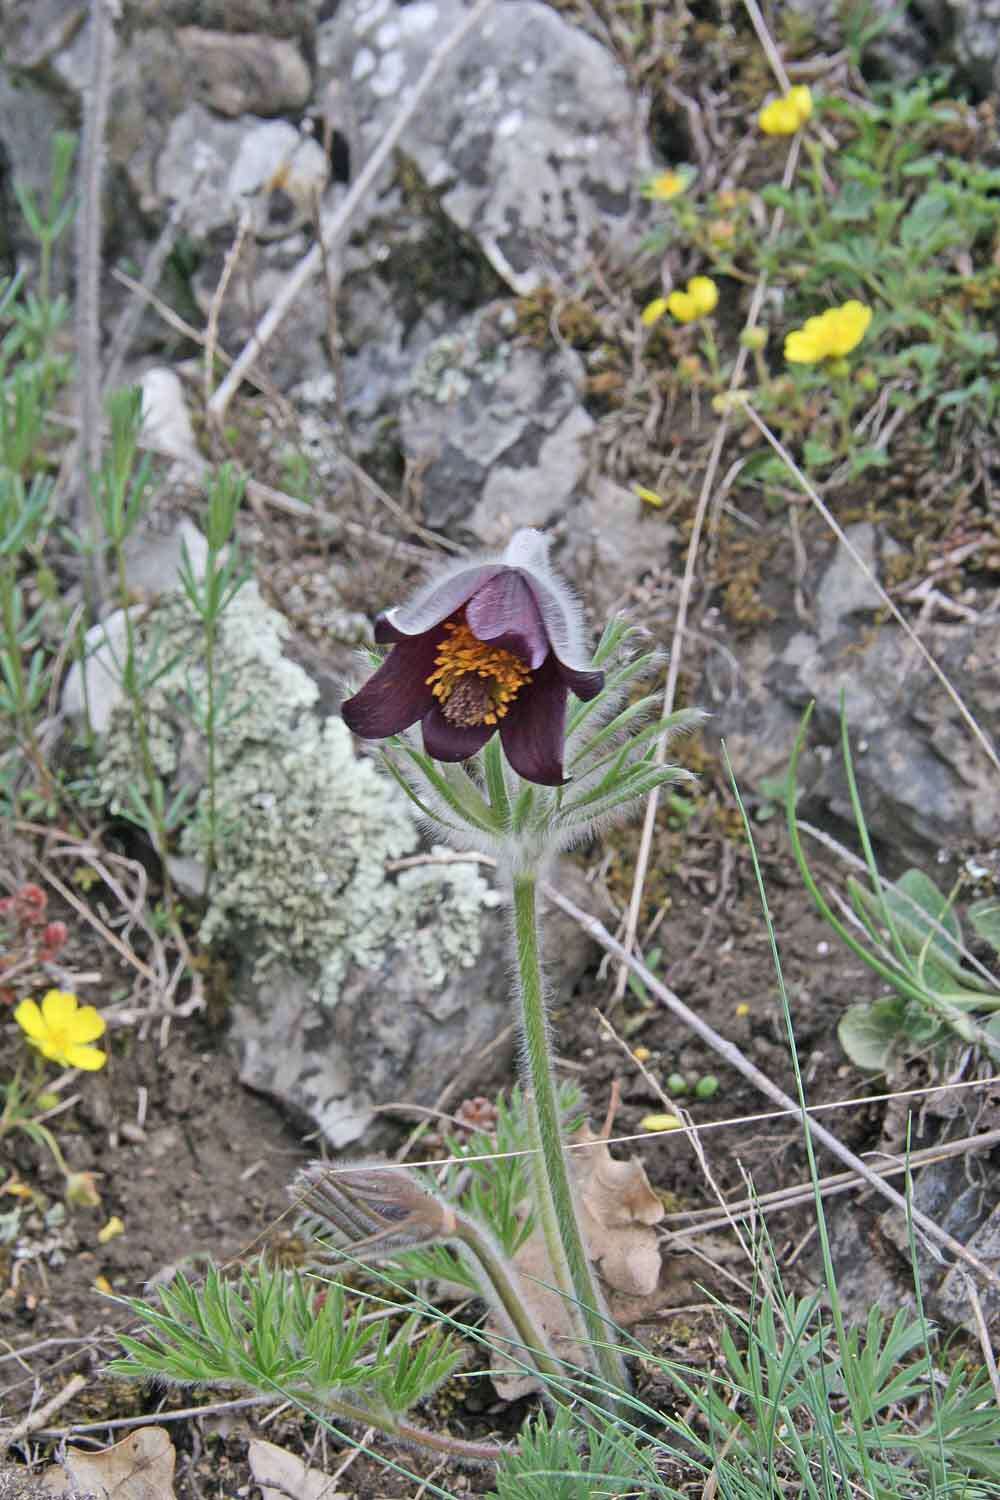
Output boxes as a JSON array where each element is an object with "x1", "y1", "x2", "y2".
[{"x1": 93, "y1": 583, "x2": 491, "y2": 997}]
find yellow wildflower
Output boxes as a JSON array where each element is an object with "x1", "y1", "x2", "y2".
[
  {"x1": 641, "y1": 296, "x2": 669, "y2": 327},
  {"x1": 643, "y1": 169, "x2": 686, "y2": 201},
  {"x1": 641, "y1": 1113, "x2": 683, "y2": 1133},
  {"x1": 667, "y1": 275, "x2": 719, "y2": 324},
  {"x1": 98, "y1": 1215, "x2": 125, "y2": 1244},
  {"x1": 15, "y1": 989, "x2": 107, "y2": 1071},
  {"x1": 784, "y1": 300, "x2": 873, "y2": 363},
  {"x1": 759, "y1": 85, "x2": 813, "y2": 136},
  {"x1": 735, "y1": 1002, "x2": 751, "y2": 1018}
]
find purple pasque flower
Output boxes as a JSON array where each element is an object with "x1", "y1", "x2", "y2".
[{"x1": 341, "y1": 530, "x2": 604, "y2": 786}]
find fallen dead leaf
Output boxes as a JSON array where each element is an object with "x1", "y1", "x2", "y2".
[
  {"x1": 488, "y1": 1087, "x2": 666, "y2": 1398},
  {"x1": 40, "y1": 1427, "x2": 176, "y2": 1500},
  {"x1": 248, "y1": 1438, "x2": 347, "y2": 1500}
]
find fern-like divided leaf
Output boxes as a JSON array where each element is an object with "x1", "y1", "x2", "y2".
[{"x1": 108, "y1": 1260, "x2": 461, "y2": 1416}]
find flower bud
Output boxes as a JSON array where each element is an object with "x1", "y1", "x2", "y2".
[
  {"x1": 740, "y1": 326, "x2": 768, "y2": 352},
  {"x1": 296, "y1": 1162, "x2": 456, "y2": 1259},
  {"x1": 65, "y1": 1171, "x2": 102, "y2": 1208},
  {"x1": 42, "y1": 922, "x2": 69, "y2": 954},
  {"x1": 15, "y1": 884, "x2": 47, "y2": 924}
]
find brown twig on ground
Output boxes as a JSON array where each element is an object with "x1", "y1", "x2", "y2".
[
  {"x1": 208, "y1": 0, "x2": 497, "y2": 422},
  {"x1": 2, "y1": 1372, "x2": 88, "y2": 1449}
]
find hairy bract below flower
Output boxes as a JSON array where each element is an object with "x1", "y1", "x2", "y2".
[
  {"x1": 759, "y1": 85, "x2": 813, "y2": 136},
  {"x1": 15, "y1": 989, "x2": 107, "y2": 1070},
  {"x1": 784, "y1": 300, "x2": 873, "y2": 363},
  {"x1": 341, "y1": 530, "x2": 604, "y2": 786}
]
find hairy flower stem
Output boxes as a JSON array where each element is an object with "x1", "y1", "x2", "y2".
[
  {"x1": 512, "y1": 874, "x2": 629, "y2": 1406},
  {"x1": 310, "y1": 1393, "x2": 503, "y2": 1462},
  {"x1": 452, "y1": 1212, "x2": 563, "y2": 1391}
]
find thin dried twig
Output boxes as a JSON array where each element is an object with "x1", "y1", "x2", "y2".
[
  {"x1": 3, "y1": 1372, "x2": 88, "y2": 1449},
  {"x1": 208, "y1": 0, "x2": 497, "y2": 422},
  {"x1": 204, "y1": 209, "x2": 254, "y2": 424}
]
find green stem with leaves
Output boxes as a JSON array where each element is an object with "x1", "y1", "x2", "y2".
[{"x1": 512, "y1": 872, "x2": 628, "y2": 1406}]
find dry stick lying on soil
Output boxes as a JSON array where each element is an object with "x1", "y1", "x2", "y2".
[
  {"x1": 661, "y1": 1127, "x2": 1000, "y2": 1237},
  {"x1": 542, "y1": 881, "x2": 1000, "y2": 1294},
  {"x1": 207, "y1": 0, "x2": 496, "y2": 423}
]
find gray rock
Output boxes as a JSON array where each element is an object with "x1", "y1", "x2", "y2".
[
  {"x1": 232, "y1": 855, "x2": 597, "y2": 1149},
  {"x1": 704, "y1": 532, "x2": 1000, "y2": 857},
  {"x1": 157, "y1": 107, "x2": 329, "y2": 241},
  {"x1": 62, "y1": 610, "x2": 131, "y2": 736},
  {"x1": 176, "y1": 28, "x2": 311, "y2": 118},
  {"x1": 951, "y1": 0, "x2": 1000, "y2": 94},
  {"x1": 814, "y1": 522, "x2": 894, "y2": 644},
  {"x1": 0, "y1": 64, "x2": 75, "y2": 263},
  {"x1": 400, "y1": 304, "x2": 594, "y2": 538},
  {"x1": 110, "y1": 28, "x2": 200, "y2": 214},
  {"x1": 129, "y1": 0, "x2": 311, "y2": 38},
  {"x1": 140, "y1": 368, "x2": 201, "y2": 465},
  {"x1": 559, "y1": 475, "x2": 678, "y2": 617},
  {"x1": 0, "y1": 0, "x2": 86, "y2": 71},
  {"x1": 317, "y1": 0, "x2": 650, "y2": 293}
]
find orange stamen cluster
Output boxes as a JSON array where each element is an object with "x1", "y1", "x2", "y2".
[{"x1": 426, "y1": 622, "x2": 532, "y2": 727}]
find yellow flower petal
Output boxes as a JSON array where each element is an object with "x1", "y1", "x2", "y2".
[
  {"x1": 14, "y1": 999, "x2": 45, "y2": 1040},
  {"x1": 788, "y1": 85, "x2": 813, "y2": 123},
  {"x1": 98, "y1": 1215, "x2": 125, "y2": 1244},
  {"x1": 784, "y1": 328, "x2": 824, "y2": 363},
  {"x1": 66, "y1": 1043, "x2": 107, "y2": 1072},
  {"x1": 641, "y1": 297, "x2": 669, "y2": 327},
  {"x1": 785, "y1": 301, "x2": 873, "y2": 363},
  {"x1": 641, "y1": 1113, "x2": 683, "y2": 1133},
  {"x1": 759, "y1": 86, "x2": 812, "y2": 136},
  {"x1": 824, "y1": 299, "x2": 872, "y2": 356},
  {"x1": 645, "y1": 170, "x2": 685, "y2": 201},
  {"x1": 94, "y1": 1275, "x2": 113, "y2": 1294},
  {"x1": 68, "y1": 1005, "x2": 106, "y2": 1044},
  {"x1": 634, "y1": 485, "x2": 664, "y2": 508},
  {"x1": 666, "y1": 290, "x2": 699, "y2": 323},
  {"x1": 688, "y1": 276, "x2": 719, "y2": 315},
  {"x1": 41, "y1": 989, "x2": 79, "y2": 1029}
]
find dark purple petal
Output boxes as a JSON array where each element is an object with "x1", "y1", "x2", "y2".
[
  {"x1": 383, "y1": 564, "x2": 507, "y2": 639},
  {"x1": 421, "y1": 705, "x2": 495, "y2": 762},
  {"x1": 553, "y1": 659, "x2": 604, "y2": 701},
  {"x1": 341, "y1": 630, "x2": 445, "y2": 738},
  {"x1": 465, "y1": 573, "x2": 549, "y2": 668},
  {"x1": 499, "y1": 655, "x2": 568, "y2": 786}
]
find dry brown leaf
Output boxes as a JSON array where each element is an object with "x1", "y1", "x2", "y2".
[
  {"x1": 40, "y1": 1427, "x2": 176, "y2": 1500},
  {"x1": 487, "y1": 1092, "x2": 666, "y2": 1398},
  {"x1": 248, "y1": 1439, "x2": 348, "y2": 1500}
]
